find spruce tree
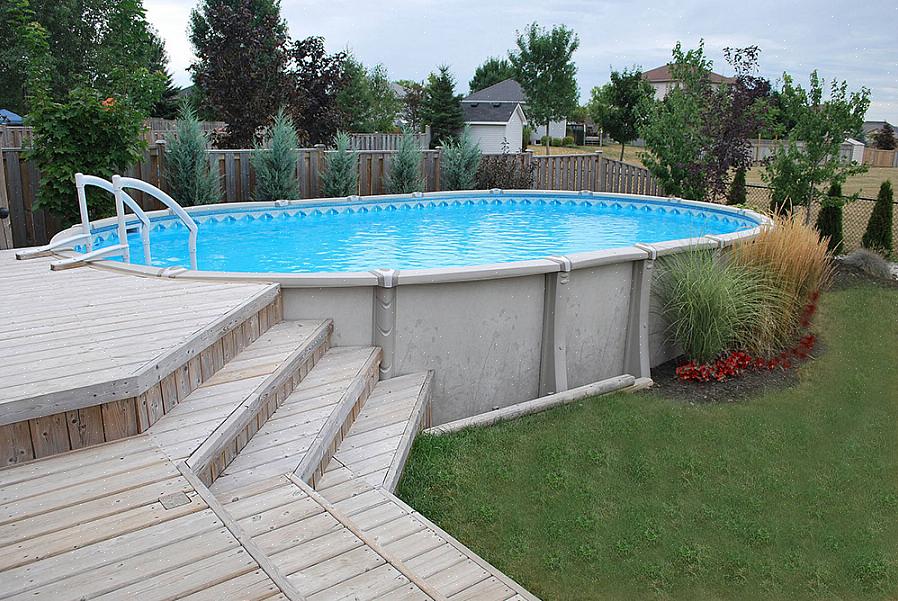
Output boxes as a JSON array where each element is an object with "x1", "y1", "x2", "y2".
[
  {"x1": 386, "y1": 128, "x2": 424, "y2": 194},
  {"x1": 422, "y1": 66, "x2": 463, "y2": 148},
  {"x1": 816, "y1": 182, "x2": 844, "y2": 255},
  {"x1": 862, "y1": 180, "x2": 894, "y2": 254},
  {"x1": 252, "y1": 108, "x2": 300, "y2": 201},
  {"x1": 441, "y1": 126, "x2": 481, "y2": 190},
  {"x1": 321, "y1": 132, "x2": 358, "y2": 197},
  {"x1": 165, "y1": 103, "x2": 221, "y2": 206},
  {"x1": 726, "y1": 166, "x2": 747, "y2": 205}
]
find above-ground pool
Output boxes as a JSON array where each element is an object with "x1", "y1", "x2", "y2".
[
  {"x1": 82, "y1": 190, "x2": 761, "y2": 273},
  {"x1": 56, "y1": 189, "x2": 768, "y2": 426}
]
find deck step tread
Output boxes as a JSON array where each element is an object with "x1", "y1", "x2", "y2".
[
  {"x1": 209, "y1": 346, "x2": 381, "y2": 495},
  {"x1": 316, "y1": 465, "x2": 538, "y2": 601},
  {"x1": 328, "y1": 372, "x2": 432, "y2": 492},
  {"x1": 149, "y1": 320, "x2": 329, "y2": 462}
]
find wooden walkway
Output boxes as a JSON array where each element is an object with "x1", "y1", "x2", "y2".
[{"x1": 0, "y1": 250, "x2": 274, "y2": 424}]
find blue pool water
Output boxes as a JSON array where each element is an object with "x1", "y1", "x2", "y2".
[{"x1": 91, "y1": 194, "x2": 759, "y2": 273}]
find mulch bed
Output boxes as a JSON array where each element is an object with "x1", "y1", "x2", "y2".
[{"x1": 647, "y1": 260, "x2": 896, "y2": 405}]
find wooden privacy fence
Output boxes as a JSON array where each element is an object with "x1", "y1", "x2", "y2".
[
  {"x1": 1, "y1": 147, "x2": 660, "y2": 249},
  {"x1": 863, "y1": 148, "x2": 898, "y2": 168},
  {"x1": 349, "y1": 131, "x2": 430, "y2": 150}
]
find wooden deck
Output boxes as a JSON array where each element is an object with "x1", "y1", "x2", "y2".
[{"x1": 0, "y1": 250, "x2": 274, "y2": 423}]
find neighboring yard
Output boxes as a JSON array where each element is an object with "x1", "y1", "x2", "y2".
[{"x1": 398, "y1": 282, "x2": 898, "y2": 601}]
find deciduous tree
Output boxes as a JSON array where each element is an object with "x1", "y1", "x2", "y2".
[
  {"x1": 509, "y1": 23, "x2": 579, "y2": 155},
  {"x1": 587, "y1": 67, "x2": 653, "y2": 160},
  {"x1": 190, "y1": 0, "x2": 289, "y2": 147},
  {"x1": 286, "y1": 37, "x2": 348, "y2": 145},
  {"x1": 469, "y1": 57, "x2": 515, "y2": 93},
  {"x1": 335, "y1": 55, "x2": 400, "y2": 133}
]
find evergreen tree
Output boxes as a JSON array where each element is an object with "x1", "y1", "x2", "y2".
[
  {"x1": 252, "y1": 108, "x2": 300, "y2": 201},
  {"x1": 469, "y1": 57, "x2": 515, "y2": 93},
  {"x1": 726, "y1": 166, "x2": 747, "y2": 205},
  {"x1": 862, "y1": 180, "x2": 894, "y2": 254},
  {"x1": 873, "y1": 123, "x2": 896, "y2": 150},
  {"x1": 422, "y1": 66, "x2": 463, "y2": 148},
  {"x1": 190, "y1": 0, "x2": 290, "y2": 147},
  {"x1": 509, "y1": 23, "x2": 579, "y2": 155},
  {"x1": 321, "y1": 131, "x2": 358, "y2": 197},
  {"x1": 335, "y1": 55, "x2": 399, "y2": 133},
  {"x1": 386, "y1": 128, "x2": 424, "y2": 194},
  {"x1": 441, "y1": 126, "x2": 481, "y2": 190},
  {"x1": 165, "y1": 103, "x2": 221, "y2": 206},
  {"x1": 816, "y1": 182, "x2": 844, "y2": 254}
]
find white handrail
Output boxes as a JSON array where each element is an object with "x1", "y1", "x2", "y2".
[
  {"x1": 76, "y1": 173, "x2": 152, "y2": 263},
  {"x1": 113, "y1": 176, "x2": 199, "y2": 270}
]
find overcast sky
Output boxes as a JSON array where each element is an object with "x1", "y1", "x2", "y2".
[{"x1": 145, "y1": 0, "x2": 898, "y2": 122}]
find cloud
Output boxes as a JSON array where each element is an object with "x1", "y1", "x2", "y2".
[{"x1": 145, "y1": 0, "x2": 898, "y2": 121}]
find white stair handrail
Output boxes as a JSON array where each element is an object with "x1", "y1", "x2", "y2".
[
  {"x1": 76, "y1": 173, "x2": 152, "y2": 263},
  {"x1": 113, "y1": 176, "x2": 198, "y2": 270}
]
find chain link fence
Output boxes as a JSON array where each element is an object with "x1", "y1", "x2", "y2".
[{"x1": 743, "y1": 184, "x2": 896, "y2": 253}]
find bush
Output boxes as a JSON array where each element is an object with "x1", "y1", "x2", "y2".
[
  {"x1": 732, "y1": 216, "x2": 832, "y2": 345},
  {"x1": 562, "y1": 135, "x2": 575, "y2": 147},
  {"x1": 26, "y1": 88, "x2": 147, "y2": 224},
  {"x1": 841, "y1": 248, "x2": 893, "y2": 280},
  {"x1": 164, "y1": 103, "x2": 221, "y2": 206},
  {"x1": 815, "y1": 182, "x2": 844, "y2": 254},
  {"x1": 441, "y1": 126, "x2": 481, "y2": 190},
  {"x1": 386, "y1": 127, "x2": 424, "y2": 194},
  {"x1": 726, "y1": 166, "x2": 747, "y2": 205},
  {"x1": 252, "y1": 108, "x2": 300, "y2": 201},
  {"x1": 475, "y1": 152, "x2": 535, "y2": 190},
  {"x1": 861, "y1": 180, "x2": 894, "y2": 254},
  {"x1": 320, "y1": 131, "x2": 358, "y2": 197},
  {"x1": 657, "y1": 250, "x2": 788, "y2": 363},
  {"x1": 538, "y1": 135, "x2": 567, "y2": 147}
]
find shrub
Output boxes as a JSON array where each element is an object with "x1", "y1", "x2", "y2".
[
  {"x1": 732, "y1": 216, "x2": 832, "y2": 344},
  {"x1": 562, "y1": 135, "x2": 575, "y2": 147},
  {"x1": 164, "y1": 103, "x2": 221, "y2": 206},
  {"x1": 656, "y1": 250, "x2": 788, "y2": 363},
  {"x1": 726, "y1": 166, "x2": 747, "y2": 205},
  {"x1": 861, "y1": 180, "x2": 894, "y2": 254},
  {"x1": 815, "y1": 182, "x2": 844, "y2": 255},
  {"x1": 252, "y1": 108, "x2": 300, "y2": 201},
  {"x1": 841, "y1": 248, "x2": 893, "y2": 280},
  {"x1": 441, "y1": 126, "x2": 481, "y2": 190},
  {"x1": 475, "y1": 152, "x2": 535, "y2": 190},
  {"x1": 26, "y1": 88, "x2": 146, "y2": 224},
  {"x1": 320, "y1": 131, "x2": 358, "y2": 197},
  {"x1": 385, "y1": 127, "x2": 424, "y2": 194}
]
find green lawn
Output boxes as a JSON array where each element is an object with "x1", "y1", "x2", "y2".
[{"x1": 398, "y1": 284, "x2": 898, "y2": 600}]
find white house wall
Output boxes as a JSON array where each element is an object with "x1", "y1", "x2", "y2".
[
  {"x1": 469, "y1": 124, "x2": 512, "y2": 154},
  {"x1": 531, "y1": 120, "x2": 568, "y2": 142}
]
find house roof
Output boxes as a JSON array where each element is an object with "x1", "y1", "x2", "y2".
[
  {"x1": 462, "y1": 101, "x2": 524, "y2": 124},
  {"x1": 863, "y1": 120, "x2": 894, "y2": 134},
  {"x1": 0, "y1": 109, "x2": 23, "y2": 125},
  {"x1": 642, "y1": 64, "x2": 734, "y2": 85},
  {"x1": 463, "y1": 79, "x2": 526, "y2": 103},
  {"x1": 390, "y1": 82, "x2": 408, "y2": 99}
]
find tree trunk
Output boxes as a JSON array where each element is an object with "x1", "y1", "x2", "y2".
[
  {"x1": 619, "y1": 142, "x2": 625, "y2": 161},
  {"x1": 545, "y1": 120, "x2": 550, "y2": 155}
]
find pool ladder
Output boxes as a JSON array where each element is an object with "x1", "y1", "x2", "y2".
[{"x1": 16, "y1": 174, "x2": 198, "y2": 271}]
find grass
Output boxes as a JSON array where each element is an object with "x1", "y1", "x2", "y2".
[{"x1": 398, "y1": 284, "x2": 898, "y2": 600}]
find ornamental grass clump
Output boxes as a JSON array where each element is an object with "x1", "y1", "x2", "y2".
[
  {"x1": 732, "y1": 215, "x2": 832, "y2": 344},
  {"x1": 656, "y1": 250, "x2": 788, "y2": 364}
]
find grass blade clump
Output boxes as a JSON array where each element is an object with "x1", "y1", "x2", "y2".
[
  {"x1": 252, "y1": 108, "x2": 300, "y2": 201},
  {"x1": 321, "y1": 132, "x2": 358, "y2": 197}
]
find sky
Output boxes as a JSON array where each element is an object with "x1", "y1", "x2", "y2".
[{"x1": 145, "y1": 0, "x2": 898, "y2": 123}]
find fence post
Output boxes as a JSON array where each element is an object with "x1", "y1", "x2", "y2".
[{"x1": 0, "y1": 141, "x2": 11, "y2": 250}]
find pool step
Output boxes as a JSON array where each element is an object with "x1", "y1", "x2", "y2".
[
  {"x1": 326, "y1": 372, "x2": 433, "y2": 492},
  {"x1": 209, "y1": 346, "x2": 381, "y2": 495},
  {"x1": 148, "y1": 319, "x2": 333, "y2": 484},
  {"x1": 314, "y1": 465, "x2": 539, "y2": 601},
  {"x1": 216, "y1": 473, "x2": 439, "y2": 600}
]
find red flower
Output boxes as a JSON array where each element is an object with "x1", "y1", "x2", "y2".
[{"x1": 101, "y1": 97, "x2": 116, "y2": 110}]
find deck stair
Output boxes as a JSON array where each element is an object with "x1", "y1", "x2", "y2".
[
  {"x1": 150, "y1": 319, "x2": 333, "y2": 484},
  {"x1": 209, "y1": 346, "x2": 382, "y2": 495},
  {"x1": 327, "y1": 372, "x2": 433, "y2": 492}
]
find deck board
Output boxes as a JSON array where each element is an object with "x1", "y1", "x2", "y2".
[{"x1": 0, "y1": 250, "x2": 274, "y2": 422}]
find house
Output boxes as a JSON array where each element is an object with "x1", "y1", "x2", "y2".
[
  {"x1": 461, "y1": 100, "x2": 527, "y2": 153},
  {"x1": 462, "y1": 79, "x2": 567, "y2": 147},
  {"x1": 0, "y1": 109, "x2": 24, "y2": 125},
  {"x1": 642, "y1": 64, "x2": 735, "y2": 100}
]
